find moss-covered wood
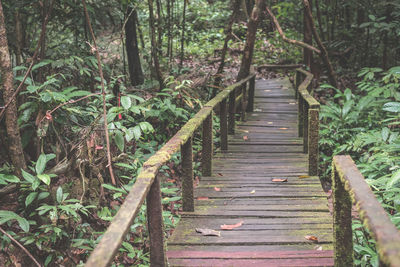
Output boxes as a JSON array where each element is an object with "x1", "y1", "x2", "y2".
[{"x1": 333, "y1": 155, "x2": 400, "y2": 266}]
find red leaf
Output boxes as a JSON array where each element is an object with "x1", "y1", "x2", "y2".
[
  {"x1": 197, "y1": 197, "x2": 209, "y2": 200},
  {"x1": 214, "y1": 187, "x2": 221, "y2": 192},
  {"x1": 305, "y1": 235, "x2": 319, "y2": 242},
  {"x1": 243, "y1": 135, "x2": 248, "y2": 140},
  {"x1": 220, "y1": 221, "x2": 244, "y2": 230}
]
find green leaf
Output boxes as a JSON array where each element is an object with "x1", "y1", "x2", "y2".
[
  {"x1": 21, "y1": 169, "x2": 35, "y2": 183},
  {"x1": 32, "y1": 60, "x2": 52, "y2": 71},
  {"x1": 114, "y1": 130, "x2": 125, "y2": 152},
  {"x1": 387, "y1": 169, "x2": 400, "y2": 189},
  {"x1": 56, "y1": 187, "x2": 63, "y2": 203},
  {"x1": 36, "y1": 154, "x2": 47, "y2": 175},
  {"x1": 133, "y1": 126, "x2": 141, "y2": 140},
  {"x1": 121, "y1": 96, "x2": 132, "y2": 109},
  {"x1": 25, "y1": 192, "x2": 38, "y2": 207},
  {"x1": 381, "y1": 127, "x2": 390, "y2": 142},
  {"x1": 0, "y1": 210, "x2": 29, "y2": 232},
  {"x1": 38, "y1": 192, "x2": 50, "y2": 200},
  {"x1": 37, "y1": 174, "x2": 51, "y2": 185},
  {"x1": 383, "y1": 102, "x2": 400, "y2": 112}
]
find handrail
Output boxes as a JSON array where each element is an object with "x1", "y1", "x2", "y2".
[
  {"x1": 85, "y1": 72, "x2": 256, "y2": 266},
  {"x1": 332, "y1": 155, "x2": 400, "y2": 267},
  {"x1": 294, "y1": 68, "x2": 320, "y2": 175}
]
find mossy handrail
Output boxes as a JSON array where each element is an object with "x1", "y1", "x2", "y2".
[
  {"x1": 294, "y1": 68, "x2": 320, "y2": 175},
  {"x1": 85, "y1": 72, "x2": 256, "y2": 267},
  {"x1": 332, "y1": 155, "x2": 400, "y2": 267}
]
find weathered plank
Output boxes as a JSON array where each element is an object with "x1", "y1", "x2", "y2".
[{"x1": 166, "y1": 78, "x2": 333, "y2": 266}]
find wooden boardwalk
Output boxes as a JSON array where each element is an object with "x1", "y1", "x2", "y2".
[{"x1": 167, "y1": 78, "x2": 333, "y2": 266}]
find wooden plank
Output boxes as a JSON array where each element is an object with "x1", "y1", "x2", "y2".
[
  {"x1": 168, "y1": 244, "x2": 334, "y2": 252},
  {"x1": 168, "y1": 258, "x2": 333, "y2": 267}
]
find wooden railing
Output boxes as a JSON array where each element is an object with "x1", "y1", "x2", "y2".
[
  {"x1": 85, "y1": 73, "x2": 256, "y2": 266},
  {"x1": 332, "y1": 155, "x2": 400, "y2": 267},
  {"x1": 294, "y1": 68, "x2": 320, "y2": 175}
]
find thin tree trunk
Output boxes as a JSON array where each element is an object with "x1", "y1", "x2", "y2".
[
  {"x1": 38, "y1": 0, "x2": 49, "y2": 83},
  {"x1": 303, "y1": 0, "x2": 313, "y2": 68},
  {"x1": 167, "y1": 0, "x2": 172, "y2": 60},
  {"x1": 212, "y1": 0, "x2": 242, "y2": 97},
  {"x1": 180, "y1": 0, "x2": 187, "y2": 68},
  {"x1": 314, "y1": 0, "x2": 325, "y2": 41},
  {"x1": 0, "y1": 1, "x2": 27, "y2": 177},
  {"x1": 237, "y1": 0, "x2": 265, "y2": 81},
  {"x1": 156, "y1": 0, "x2": 163, "y2": 56},
  {"x1": 148, "y1": 0, "x2": 164, "y2": 89},
  {"x1": 125, "y1": 7, "x2": 144, "y2": 86},
  {"x1": 15, "y1": 10, "x2": 23, "y2": 67},
  {"x1": 135, "y1": 12, "x2": 145, "y2": 50},
  {"x1": 303, "y1": 0, "x2": 338, "y2": 88}
]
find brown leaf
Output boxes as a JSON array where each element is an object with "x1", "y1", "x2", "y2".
[
  {"x1": 272, "y1": 178, "x2": 288, "y2": 182},
  {"x1": 299, "y1": 175, "x2": 310, "y2": 179},
  {"x1": 214, "y1": 187, "x2": 221, "y2": 192},
  {"x1": 279, "y1": 127, "x2": 288, "y2": 130},
  {"x1": 197, "y1": 197, "x2": 209, "y2": 200},
  {"x1": 243, "y1": 135, "x2": 248, "y2": 140},
  {"x1": 218, "y1": 173, "x2": 223, "y2": 177},
  {"x1": 305, "y1": 235, "x2": 319, "y2": 242},
  {"x1": 195, "y1": 228, "x2": 220, "y2": 237},
  {"x1": 220, "y1": 221, "x2": 244, "y2": 230}
]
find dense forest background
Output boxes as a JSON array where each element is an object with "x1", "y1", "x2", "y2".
[{"x1": 0, "y1": 0, "x2": 399, "y2": 266}]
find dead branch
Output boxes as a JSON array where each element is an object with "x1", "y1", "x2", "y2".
[
  {"x1": 82, "y1": 0, "x2": 116, "y2": 185},
  {"x1": 265, "y1": 6, "x2": 321, "y2": 55},
  {"x1": 0, "y1": 227, "x2": 42, "y2": 267}
]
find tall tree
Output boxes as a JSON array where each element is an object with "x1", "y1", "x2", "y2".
[
  {"x1": 237, "y1": 0, "x2": 265, "y2": 81},
  {"x1": 0, "y1": 0, "x2": 27, "y2": 177},
  {"x1": 148, "y1": 0, "x2": 164, "y2": 89},
  {"x1": 125, "y1": 7, "x2": 144, "y2": 86}
]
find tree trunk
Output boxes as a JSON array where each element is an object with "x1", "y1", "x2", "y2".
[
  {"x1": 212, "y1": 0, "x2": 242, "y2": 97},
  {"x1": 180, "y1": 0, "x2": 187, "y2": 68},
  {"x1": 156, "y1": 0, "x2": 163, "y2": 56},
  {"x1": 148, "y1": 0, "x2": 164, "y2": 89},
  {"x1": 303, "y1": 0, "x2": 338, "y2": 88},
  {"x1": 125, "y1": 7, "x2": 144, "y2": 86},
  {"x1": 303, "y1": 0, "x2": 313, "y2": 68},
  {"x1": 237, "y1": 0, "x2": 265, "y2": 81},
  {"x1": 314, "y1": 0, "x2": 325, "y2": 41},
  {"x1": 0, "y1": 1, "x2": 27, "y2": 177}
]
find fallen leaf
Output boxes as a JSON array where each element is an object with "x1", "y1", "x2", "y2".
[
  {"x1": 214, "y1": 187, "x2": 221, "y2": 192},
  {"x1": 267, "y1": 122, "x2": 273, "y2": 124},
  {"x1": 254, "y1": 108, "x2": 262, "y2": 112},
  {"x1": 197, "y1": 197, "x2": 209, "y2": 200},
  {"x1": 272, "y1": 178, "x2": 288, "y2": 182},
  {"x1": 220, "y1": 221, "x2": 244, "y2": 230},
  {"x1": 243, "y1": 136, "x2": 248, "y2": 140},
  {"x1": 218, "y1": 173, "x2": 223, "y2": 177},
  {"x1": 195, "y1": 228, "x2": 220, "y2": 237},
  {"x1": 264, "y1": 90, "x2": 271, "y2": 92},
  {"x1": 250, "y1": 190, "x2": 255, "y2": 194},
  {"x1": 299, "y1": 175, "x2": 310, "y2": 179},
  {"x1": 279, "y1": 128, "x2": 288, "y2": 130},
  {"x1": 243, "y1": 130, "x2": 249, "y2": 133},
  {"x1": 314, "y1": 245, "x2": 323, "y2": 251},
  {"x1": 305, "y1": 235, "x2": 319, "y2": 242},
  {"x1": 289, "y1": 102, "x2": 296, "y2": 105}
]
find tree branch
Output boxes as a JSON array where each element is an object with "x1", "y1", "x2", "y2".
[
  {"x1": 265, "y1": 6, "x2": 321, "y2": 55},
  {"x1": 0, "y1": 227, "x2": 42, "y2": 267}
]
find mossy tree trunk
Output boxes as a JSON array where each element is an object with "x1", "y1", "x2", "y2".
[{"x1": 0, "y1": 1, "x2": 27, "y2": 177}]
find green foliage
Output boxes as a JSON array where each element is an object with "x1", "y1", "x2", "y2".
[{"x1": 319, "y1": 66, "x2": 400, "y2": 265}]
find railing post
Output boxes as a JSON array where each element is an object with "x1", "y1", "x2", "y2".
[
  {"x1": 181, "y1": 138, "x2": 194, "y2": 212},
  {"x1": 220, "y1": 99, "x2": 228, "y2": 151},
  {"x1": 247, "y1": 76, "x2": 255, "y2": 112},
  {"x1": 241, "y1": 84, "x2": 247, "y2": 121},
  {"x1": 228, "y1": 89, "x2": 235, "y2": 134},
  {"x1": 308, "y1": 108, "x2": 319, "y2": 175},
  {"x1": 332, "y1": 160, "x2": 354, "y2": 267},
  {"x1": 202, "y1": 113, "x2": 213, "y2": 176},
  {"x1": 146, "y1": 174, "x2": 166, "y2": 267},
  {"x1": 303, "y1": 103, "x2": 309, "y2": 153},
  {"x1": 295, "y1": 70, "x2": 301, "y2": 99},
  {"x1": 298, "y1": 96, "x2": 304, "y2": 137}
]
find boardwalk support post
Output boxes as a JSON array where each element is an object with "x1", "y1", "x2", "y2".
[
  {"x1": 182, "y1": 138, "x2": 194, "y2": 212},
  {"x1": 146, "y1": 174, "x2": 167, "y2": 267},
  {"x1": 332, "y1": 160, "x2": 354, "y2": 267},
  {"x1": 247, "y1": 76, "x2": 255, "y2": 112},
  {"x1": 303, "y1": 103, "x2": 309, "y2": 153},
  {"x1": 202, "y1": 113, "x2": 213, "y2": 176},
  {"x1": 308, "y1": 108, "x2": 319, "y2": 175},
  {"x1": 220, "y1": 99, "x2": 228, "y2": 151},
  {"x1": 241, "y1": 84, "x2": 247, "y2": 121},
  {"x1": 228, "y1": 90, "x2": 235, "y2": 134}
]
